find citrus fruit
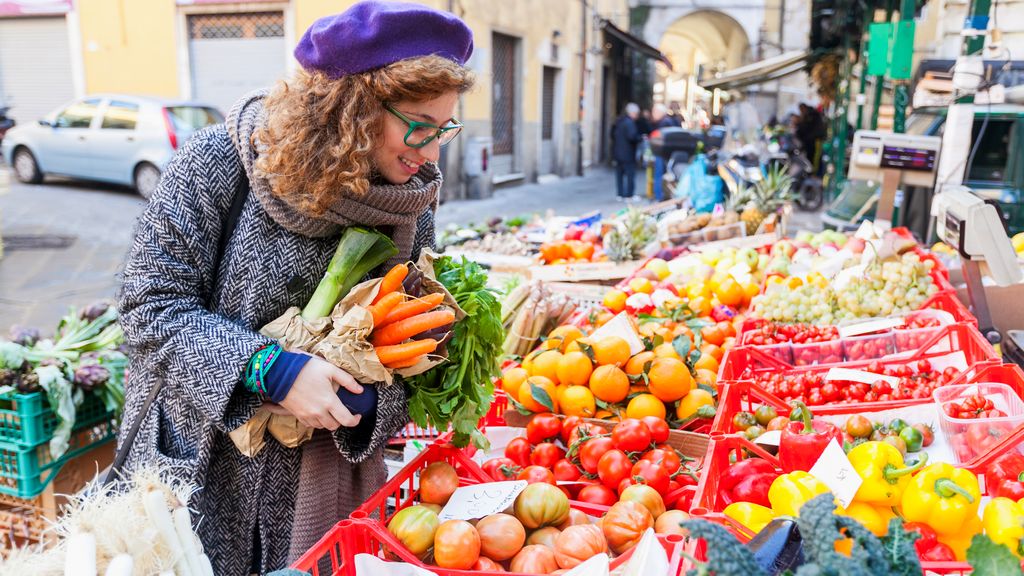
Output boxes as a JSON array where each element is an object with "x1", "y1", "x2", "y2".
[
  {"x1": 530, "y1": 349, "x2": 563, "y2": 384},
  {"x1": 644, "y1": 258, "x2": 670, "y2": 280},
  {"x1": 546, "y1": 326, "x2": 584, "y2": 352},
  {"x1": 556, "y1": 351, "x2": 593, "y2": 387},
  {"x1": 501, "y1": 367, "x2": 530, "y2": 400},
  {"x1": 676, "y1": 389, "x2": 715, "y2": 421},
  {"x1": 653, "y1": 343, "x2": 681, "y2": 360},
  {"x1": 714, "y1": 278, "x2": 744, "y2": 307},
  {"x1": 519, "y1": 376, "x2": 559, "y2": 413},
  {"x1": 592, "y1": 336, "x2": 631, "y2": 367},
  {"x1": 700, "y1": 324, "x2": 726, "y2": 347},
  {"x1": 688, "y1": 297, "x2": 712, "y2": 317},
  {"x1": 694, "y1": 350, "x2": 720, "y2": 373},
  {"x1": 694, "y1": 368, "x2": 718, "y2": 391},
  {"x1": 626, "y1": 394, "x2": 666, "y2": 420},
  {"x1": 589, "y1": 365, "x2": 629, "y2": 403},
  {"x1": 628, "y1": 277, "x2": 654, "y2": 294},
  {"x1": 560, "y1": 386, "x2": 596, "y2": 418},
  {"x1": 603, "y1": 289, "x2": 628, "y2": 313},
  {"x1": 624, "y1": 351, "x2": 656, "y2": 377},
  {"x1": 646, "y1": 357, "x2": 693, "y2": 402}
]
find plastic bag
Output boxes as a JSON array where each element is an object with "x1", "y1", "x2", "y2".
[{"x1": 679, "y1": 154, "x2": 724, "y2": 213}]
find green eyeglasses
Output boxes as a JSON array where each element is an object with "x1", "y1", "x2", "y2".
[{"x1": 385, "y1": 104, "x2": 463, "y2": 148}]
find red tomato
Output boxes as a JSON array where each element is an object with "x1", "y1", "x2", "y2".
[
  {"x1": 552, "y1": 459, "x2": 582, "y2": 483},
  {"x1": 631, "y1": 459, "x2": 671, "y2": 494},
  {"x1": 568, "y1": 423, "x2": 603, "y2": 449},
  {"x1": 617, "y1": 477, "x2": 636, "y2": 495},
  {"x1": 517, "y1": 465, "x2": 556, "y2": 485},
  {"x1": 903, "y1": 522, "x2": 937, "y2": 555},
  {"x1": 641, "y1": 416, "x2": 670, "y2": 444},
  {"x1": 612, "y1": 419, "x2": 652, "y2": 452},
  {"x1": 482, "y1": 457, "x2": 520, "y2": 481},
  {"x1": 527, "y1": 413, "x2": 563, "y2": 445},
  {"x1": 640, "y1": 449, "x2": 681, "y2": 475},
  {"x1": 579, "y1": 436, "x2": 615, "y2": 474},
  {"x1": 505, "y1": 437, "x2": 532, "y2": 467},
  {"x1": 597, "y1": 450, "x2": 633, "y2": 488},
  {"x1": 531, "y1": 442, "x2": 566, "y2": 469},
  {"x1": 561, "y1": 416, "x2": 583, "y2": 445},
  {"x1": 577, "y1": 484, "x2": 618, "y2": 506}
]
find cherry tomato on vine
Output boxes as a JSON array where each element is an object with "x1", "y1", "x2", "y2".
[
  {"x1": 561, "y1": 416, "x2": 582, "y2": 445},
  {"x1": 631, "y1": 459, "x2": 671, "y2": 495},
  {"x1": 577, "y1": 484, "x2": 617, "y2": 506},
  {"x1": 579, "y1": 436, "x2": 616, "y2": 474},
  {"x1": 517, "y1": 465, "x2": 556, "y2": 485},
  {"x1": 531, "y1": 442, "x2": 566, "y2": 468},
  {"x1": 527, "y1": 413, "x2": 563, "y2": 444},
  {"x1": 552, "y1": 459, "x2": 581, "y2": 483},
  {"x1": 504, "y1": 437, "x2": 532, "y2": 467},
  {"x1": 597, "y1": 450, "x2": 633, "y2": 488},
  {"x1": 482, "y1": 457, "x2": 520, "y2": 481},
  {"x1": 612, "y1": 419, "x2": 652, "y2": 452},
  {"x1": 641, "y1": 416, "x2": 671, "y2": 444}
]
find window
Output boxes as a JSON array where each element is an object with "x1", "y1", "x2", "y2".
[
  {"x1": 966, "y1": 118, "x2": 1014, "y2": 183},
  {"x1": 164, "y1": 106, "x2": 224, "y2": 131},
  {"x1": 55, "y1": 98, "x2": 101, "y2": 129},
  {"x1": 101, "y1": 101, "x2": 139, "y2": 130}
]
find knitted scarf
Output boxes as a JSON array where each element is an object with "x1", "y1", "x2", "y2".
[{"x1": 227, "y1": 89, "x2": 441, "y2": 267}]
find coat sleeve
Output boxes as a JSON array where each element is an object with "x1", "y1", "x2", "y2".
[{"x1": 118, "y1": 129, "x2": 273, "y2": 432}]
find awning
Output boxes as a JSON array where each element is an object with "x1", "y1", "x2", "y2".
[
  {"x1": 601, "y1": 20, "x2": 673, "y2": 71},
  {"x1": 699, "y1": 50, "x2": 811, "y2": 91}
]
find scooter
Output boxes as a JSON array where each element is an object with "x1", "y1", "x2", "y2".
[
  {"x1": 0, "y1": 107, "x2": 14, "y2": 145},
  {"x1": 717, "y1": 148, "x2": 763, "y2": 198}
]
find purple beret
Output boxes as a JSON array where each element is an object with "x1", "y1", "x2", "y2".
[{"x1": 295, "y1": 1, "x2": 474, "y2": 78}]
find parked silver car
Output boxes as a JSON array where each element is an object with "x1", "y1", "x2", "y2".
[{"x1": 0, "y1": 94, "x2": 223, "y2": 198}]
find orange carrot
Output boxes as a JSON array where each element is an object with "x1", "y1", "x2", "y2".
[
  {"x1": 383, "y1": 355, "x2": 425, "y2": 369},
  {"x1": 371, "y1": 309, "x2": 455, "y2": 347},
  {"x1": 371, "y1": 263, "x2": 409, "y2": 304},
  {"x1": 367, "y1": 292, "x2": 404, "y2": 327},
  {"x1": 375, "y1": 339, "x2": 438, "y2": 365},
  {"x1": 379, "y1": 293, "x2": 444, "y2": 327}
]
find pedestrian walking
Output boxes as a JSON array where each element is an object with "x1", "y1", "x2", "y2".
[
  {"x1": 611, "y1": 102, "x2": 641, "y2": 201},
  {"x1": 650, "y1": 103, "x2": 677, "y2": 201}
]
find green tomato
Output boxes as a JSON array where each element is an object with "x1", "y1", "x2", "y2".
[
  {"x1": 754, "y1": 405, "x2": 779, "y2": 427},
  {"x1": 888, "y1": 418, "x2": 910, "y2": 433},
  {"x1": 744, "y1": 425, "x2": 766, "y2": 441},
  {"x1": 899, "y1": 426, "x2": 924, "y2": 452},
  {"x1": 733, "y1": 411, "x2": 758, "y2": 432}
]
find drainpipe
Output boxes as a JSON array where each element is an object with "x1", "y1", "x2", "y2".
[
  {"x1": 577, "y1": 0, "x2": 586, "y2": 176},
  {"x1": 448, "y1": 0, "x2": 468, "y2": 198}
]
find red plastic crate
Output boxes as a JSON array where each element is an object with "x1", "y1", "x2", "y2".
[
  {"x1": 293, "y1": 518, "x2": 691, "y2": 576},
  {"x1": 391, "y1": 391, "x2": 509, "y2": 445}
]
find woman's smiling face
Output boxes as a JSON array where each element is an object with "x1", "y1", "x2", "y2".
[{"x1": 372, "y1": 91, "x2": 460, "y2": 184}]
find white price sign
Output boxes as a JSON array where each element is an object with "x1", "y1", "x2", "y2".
[
  {"x1": 438, "y1": 481, "x2": 528, "y2": 522},
  {"x1": 808, "y1": 440, "x2": 862, "y2": 509}
]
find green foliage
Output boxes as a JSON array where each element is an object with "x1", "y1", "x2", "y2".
[
  {"x1": 967, "y1": 534, "x2": 1024, "y2": 576},
  {"x1": 681, "y1": 519, "x2": 767, "y2": 576}
]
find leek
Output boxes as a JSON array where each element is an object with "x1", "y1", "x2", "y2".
[{"x1": 301, "y1": 228, "x2": 397, "y2": 320}]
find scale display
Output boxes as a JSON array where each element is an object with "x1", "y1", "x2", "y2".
[{"x1": 880, "y1": 145, "x2": 937, "y2": 172}]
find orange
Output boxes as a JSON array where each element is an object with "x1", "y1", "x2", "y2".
[
  {"x1": 530, "y1": 349, "x2": 563, "y2": 384},
  {"x1": 603, "y1": 289, "x2": 628, "y2": 313},
  {"x1": 628, "y1": 277, "x2": 654, "y2": 294},
  {"x1": 714, "y1": 278, "x2": 744, "y2": 307},
  {"x1": 676, "y1": 389, "x2": 715, "y2": 421},
  {"x1": 688, "y1": 296, "x2": 712, "y2": 317},
  {"x1": 719, "y1": 321, "x2": 737, "y2": 339},
  {"x1": 592, "y1": 336, "x2": 631, "y2": 367},
  {"x1": 521, "y1": 348, "x2": 544, "y2": 374},
  {"x1": 556, "y1": 351, "x2": 593, "y2": 386},
  {"x1": 700, "y1": 324, "x2": 726, "y2": 347},
  {"x1": 722, "y1": 337, "x2": 736, "y2": 351},
  {"x1": 653, "y1": 342, "x2": 681, "y2": 360},
  {"x1": 501, "y1": 367, "x2": 529, "y2": 400},
  {"x1": 629, "y1": 383, "x2": 650, "y2": 395},
  {"x1": 694, "y1": 368, "x2": 718, "y2": 392},
  {"x1": 545, "y1": 325, "x2": 584, "y2": 352},
  {"x1": 595, "y1": 311, "x2": 614, "y2": 327},
  {"x1": 564, "y1": 337, "x2": 592, "y2": 355},
  {"x1": 694, "y1": 350, "x2": 720, "y2": 374},
  {"x1": 646, "y1": 357, "x2": 693, "y2": 402},
  {"x1": 701, "y1": 342, "x2": 725, "y2": 363},
  {"x1": 569, "y1": 241, "x2": 595, "y2": 261},
  {"x1": 560, "y1": 385, "x2": 597, "y2": 418},
  {"x1": 626, "y1": 394, "x2": 667, "y2": 420},
  {"x1": 638, "y1": 322, "x2": 663, "y2": 339},
  {"x1": 589, "y1": 365, "x2": 629, "y2": 403},
  {"x1": 624, "y1": 351, "x2": 656, "y2": 377},
  {"x1": 519, "y1": 376, "x2": 559, "y2": 413},
  {"x1": 685, "y1": 281, "x2": 711, "y2": 300}
]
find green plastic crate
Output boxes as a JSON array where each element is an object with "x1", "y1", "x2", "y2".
[
  {"x1": 0, "y1": 418, "x2": 117, "y2": 499},
  {"x1": 0, "y1": 390, "x2": 112, "y2": 448}
]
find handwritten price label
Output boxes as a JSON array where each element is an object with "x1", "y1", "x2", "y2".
[
  {"x1": 438, "y1": 481, "x2": 528, "y2": 522},
  {"x1": 808, "y1": 439, "x2": 862, "y2": 509}
]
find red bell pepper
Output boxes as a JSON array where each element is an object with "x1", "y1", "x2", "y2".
[
  {"x1": 718, "y1": 458, "x2": 779, "y2": 508},
  {"x1": 987, "y1": 452, "x2": 1024, "y2": 500},
  {"x1": 779, "y1": 401, "x2": 842, "y2": 472}
]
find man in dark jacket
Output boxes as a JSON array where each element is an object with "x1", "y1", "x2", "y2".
[{"x1": 611, "y1": 102, "x2": 641, "y2": 200}]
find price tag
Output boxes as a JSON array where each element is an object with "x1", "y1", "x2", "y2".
[
  {"x1": 619, "y1": 529, "x2": 668, "y2": 576},
  {"x1": 839, "y1": 317, "x2": 906, "y2": 338},
  {"x1": 589, "y1": 312, "x2": 645, "y2": 355},
  {"x1": 438, "y1": 481, "x2": 528, "y2": 522},
  {"x1": 755, "y1": 430, "x2": 782, "y2": 447},
  {"x1": 808, "y1": 439, "x2": 862, "y2": 509},
  {"x1": 354, "y1": 553, "x2": 440, "y2": 576},
  {"x1": 929, "y1": 351, "x2": 968, "y2": 372},
  {"x1": 563, "y1": 553, "x2": 610, "y2": 576},
  {"x1": 825, "y1": 367, "x2": 899, "y2": 386}
]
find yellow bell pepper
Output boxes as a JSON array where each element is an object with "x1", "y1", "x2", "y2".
[
  {"x1": 900, "y1": 462, "x2": 981, "y2": 537},
  {"x1": 843, "y1": 501, "x2": 896, "y2": 537},
  {"x1": 723, "y1": 502, "x2": 776, "y2": 535},
  {"x1": 982, "y1": 497, "x2": 1024, "y2": 558},
  {"x1": 768, "y1": 471, "x2": 839, "y2": 517},
  {"x1": 848, "y1": 441, "x2": 928, "y2": 506},
  {"x1": 937, "y1": 515, "x2": 983, "y2": 561}
]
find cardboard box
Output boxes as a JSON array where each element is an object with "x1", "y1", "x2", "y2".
[{"x1": 955, "y1": 281, "x2": 1024, "y2": 333}]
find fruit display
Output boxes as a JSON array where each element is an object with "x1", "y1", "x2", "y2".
[
  {"x1": 459, "y1": 231, "x2": 535, "y2": 256},
  {"x1": 603, "y1": 208, "x2": 658, "y2": 263},
  {"x1": 728, "y1": 163, "x2": 796, "y2": 235},
  {"x1": 501, "y1": 281, "x2": 579, "y2": 356}
]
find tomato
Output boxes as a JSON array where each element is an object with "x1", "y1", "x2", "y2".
[
  {"x1": 597, "y1": 450, "x2": 633, "y2": 488},
  {"x1": 386, "y1": 505, "x2": 439, "y2": 558},
  {"x1": 531, "y1": 442, "x2": 567, "y2": 468},
  {"x1": 577, "y1": 484, "x2": 618, "y2": 506},
  {"x1": 561, "y1": 415, "x2": 583, "y2": 445},
  {"x1": 904, "y1": 522, "x2": 937, "y2": 555},
  {"x1": 619, "y1": 483, "x2": 666, "y2": 520},
  {"x1": 612, "y1": 419, "x2": 653, "y2": 452},
  {"x1": 579, "y1": 436, "x2": 616, "y2": 474},
  {"x1": 568, "y1": 422, "x2": 603, "y2": 447},
  {"x1": 514, "y1": 482, "x2": 570, "y2": 529},
  {"x1": 525, "y1": 526, "x2": 562, "y2": 548},
  {"x1": 505, "y1": 437, "x2": 532, "y2": 467},
  {"x1": 434, "y1": 519, "x2": 481, "y2": 569},
  {"x1": 601, "y1": 500, "x2": 654, "y2": 554},
  {"x1": 640, "y1": 448, "x2": 681, "y2": 475},
  {"x1": 631, "y1": 459, "x2": 670, "y2": 494},
  {"x1": 732, "y1": 411, "x2": 757, "y2": 431},
  {"x1": 754, "y1": 405, "x2": 778, "y2": 426},
  {"x1": 510, "y1": 545, "x2": 558, "y2": 574},
  {"x1": 913, "y1": 423, "x2": 934, "y2": 447},
  {"x1": 617, "y1": 477, "x2": 636, "y2": 495},
  {"x1": 845, "y1": 415, "x2": 873, "y2": 438},
  {"x1": 471, "y1": 557, "x2": 504, "y2": 571},
  {"x1": 558, "y1": 508, "x2": 591, "y2": 530},
  {"x1": 517, "y1": 465, "x2": 556, "y2": 485},
  {"x1": 655, "y1": 509, "x2": 690, "y2": 536},
  {"x1": 552, "y1": 458, "x2": 582, "y2": 483},
  {"x1": 641, "y1": 416, "x2": 671, "y2": 443},
  {"x1": 527, "y1": 412, "x2": 563, "y2": 444},
  {"x1": 475, "y1": 513, "x2": 526, "y2": 562},
  {"x1": 419, "y1": 462, "x2": 459, "y2": 506},
  {"x1": 482, "y1": 457, "x2": 520, "y2": 481},
  {"x1": 554, "y1": 524, "x2": 609, "y2": 569}
]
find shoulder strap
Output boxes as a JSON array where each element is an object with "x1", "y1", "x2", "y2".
[{"x1": 104, "y1": 168, "x2": 251, "y2": 486}]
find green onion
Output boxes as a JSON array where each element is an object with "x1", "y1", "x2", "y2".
[{"x1": 301, "y1": 228, "x2": 397, "y2": 320}]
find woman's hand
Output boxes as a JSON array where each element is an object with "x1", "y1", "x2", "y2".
[{"x1": 277, "y1": 356, "x2": 363, "y2": 430}]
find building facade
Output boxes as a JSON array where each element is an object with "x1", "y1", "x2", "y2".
[{"x1": 0, "y1": 0, "x2": 641, "y2": 201}]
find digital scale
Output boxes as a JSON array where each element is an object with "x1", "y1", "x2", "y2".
[
  {"x1": 931, "y1": 186, "x2": 1023, "y2": 345},
  {"x1": 847, "y1": 130, "x2": 943, "y2": 228}
]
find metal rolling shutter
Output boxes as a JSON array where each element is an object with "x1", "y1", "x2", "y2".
[{"x1": 0, "y1": 17, "x2": 75, "y2": 125}]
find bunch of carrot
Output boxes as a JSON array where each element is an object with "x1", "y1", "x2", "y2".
[{"x1": 366, "y1": 263, "x2": 455, "y2": 369}]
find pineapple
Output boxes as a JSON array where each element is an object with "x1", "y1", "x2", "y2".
[
  {"x1": 603, "y1": 227, "x2": 633, "y2": 262},
  {"x1": 603, "y1": 208, "x2": 657, "y2": 262},
  {"x1": 730, "y1": 163, "x2": 795, "y2": 235}
]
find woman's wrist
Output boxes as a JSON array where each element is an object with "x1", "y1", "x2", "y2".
[{"x1": 244, "y1": 345, "x2": 312, "y2": 403}]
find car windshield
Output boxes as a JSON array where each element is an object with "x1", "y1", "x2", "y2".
[{"x1": 164, "y1": 106, "x2": 224, "y2": 131}]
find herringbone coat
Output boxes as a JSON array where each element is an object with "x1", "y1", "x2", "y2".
[{"x1": 118, "y1": 124, "x2": 431, "y2": 574}]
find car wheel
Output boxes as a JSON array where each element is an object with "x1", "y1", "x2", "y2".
[
  {"x1": 134, "y1": 162, "x2": 161, "y2": 199},
  {"x1": 12, "y1": 147, "x2": 42, "y2": 184}
]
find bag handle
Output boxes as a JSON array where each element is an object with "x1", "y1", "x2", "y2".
[{"x1": 104, "y1": 168, "x2": 251, "y2": 485}]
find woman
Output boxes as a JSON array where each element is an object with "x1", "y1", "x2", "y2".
[{"x1": 117, "y1": 2, "x2": 474, "y2": 572}]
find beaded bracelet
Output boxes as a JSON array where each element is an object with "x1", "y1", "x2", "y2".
[{"x1": 244, "y1": 344, "x2": 283, "y2": 395}]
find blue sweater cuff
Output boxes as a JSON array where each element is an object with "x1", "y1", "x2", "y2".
[{"x1": 263, "y1": 351, "x2": 311, "y2": 403}]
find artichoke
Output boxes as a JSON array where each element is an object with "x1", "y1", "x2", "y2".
[
  {"x1": 0, "y1": 368, "x2": 16, "y2": 388},
  {"x1": 8, "y1": 325, "x2": 40, "y2": 347},
  {"x1": 17, "y1": 372, "x2": 40, "y2": 394},
  {"x1": 38, "y1": 357, "x2": 67, "y2": 370},
  {"x1": 73, "y1": 364, "x2": 110, "y2": 392}
]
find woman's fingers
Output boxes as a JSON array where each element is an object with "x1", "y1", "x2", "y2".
[
  {"x1": 261, "y1": 402, "x2": 291, "y2": 416},
  {"x1": 327, "y1": 400, "x2": 361, "y2": 428},
  {"x1": 331, "y1": 368, "x2": 364, "y2": 395}
]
